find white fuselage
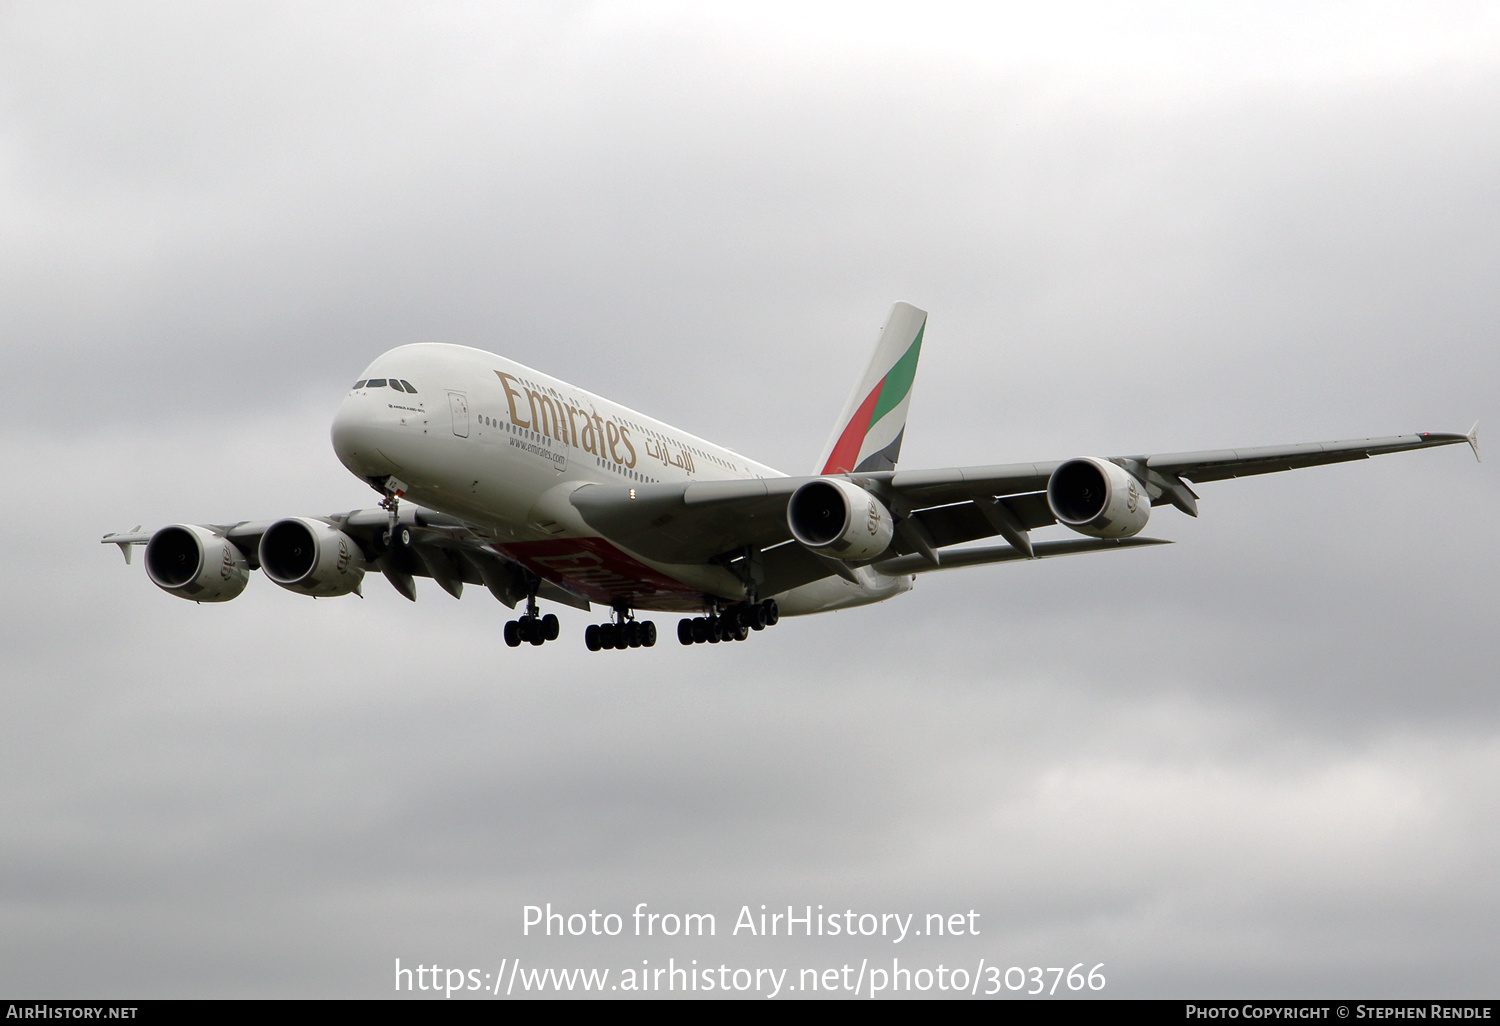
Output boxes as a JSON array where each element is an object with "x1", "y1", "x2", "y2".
[{"x1": 329, "y1": 343, "x2": 911, "y2": 615}]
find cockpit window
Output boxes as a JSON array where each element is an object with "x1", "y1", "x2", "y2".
[
  {"x1": 366, "y1": 378, "x2": 388, "y2": 388},
  {"x1": 353, "y1": 380, "x2": 366, "y2": 389},
  {"x1": 399, "y1": 379, "x2": 418, "y2": 393}
]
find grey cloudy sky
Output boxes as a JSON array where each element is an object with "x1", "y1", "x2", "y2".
[{"x1": 2, "y1": 0, "x2": 1497, "y2": 999}]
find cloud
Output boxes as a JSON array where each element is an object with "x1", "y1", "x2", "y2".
[{"x1": 1, "y1": 0, "x2": 1496, "y2": 998}]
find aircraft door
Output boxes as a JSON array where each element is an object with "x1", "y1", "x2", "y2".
[{"x1": 449, "y1": 392, "x2": 469, "y2": 438}]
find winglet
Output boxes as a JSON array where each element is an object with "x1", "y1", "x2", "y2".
[{"x1": 1467, "y1": 421, "x2": 1481, "y2": 463}]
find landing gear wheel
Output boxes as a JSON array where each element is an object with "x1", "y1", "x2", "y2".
[
  {"x1": 504, "y1": 620, "x2": 521, "y2": 647},
  {"x1": 678, "y1": 619, "x2": 694, "y2": 645},
  {"x1": 762, "y1": 599, "x2": 779, "y2": 626},
  {"x1": 399, "y1": 527, "x2": 412, "y2": 547},
  {"x1": 732, "y1": 622, "x2": 749, "y2": 642},
  {"x1": 601, "y1": 623, "x2": 619, "y2": 649},
  {"x1": 585, "y1": 624, "x2": 602, "y2": 651},
  {"x1": 641, "y1": 621, "x2": 657, "y2": 647},
  {"x1": 691, "y1": 618, "x2": 708, "y2": 644},
  {"x1": 542, "y1": 613, "x2": 559, "y2": 641},
  {"x1": 625, "y1": 621, "x2": 642, "y2": 648}
]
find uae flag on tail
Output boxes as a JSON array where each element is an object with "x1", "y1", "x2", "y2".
[{"x1": 816, "y1": 302, "x2": 927, "y2": 475}]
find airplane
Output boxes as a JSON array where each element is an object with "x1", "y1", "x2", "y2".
[{"x1": 103, "y1": 302, "x2": 1480, "y2": 651}]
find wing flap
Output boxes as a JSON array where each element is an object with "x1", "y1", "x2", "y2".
[
  {"x1": 900, "y1": 493, "x2": 1053, "y2": 553},
  {"x1": 760, "y1": 541, "x2": 840, "y2": 596},
  {"x1": 875, "y1": 536, "x2": 1170, "y2": 576}
]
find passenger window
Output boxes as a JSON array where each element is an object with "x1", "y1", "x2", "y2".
[
  {"x1": 353, "y1": 380, "x2": 367, "y2": 389},
  {"x1": 366, "y1": 378, "x2": 387, "y2": 388},
  {"x1": 400, "y1": 380, "x2": 417, "y2": 393}
]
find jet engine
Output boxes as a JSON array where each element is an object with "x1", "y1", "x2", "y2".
[
  {"x1": 1046, "y1": 458, "x2": 1150, "y2": 539},
  {"x1": 258, "y1": 517, "x2": 366, "y2": 597},
  {"x1": 144, "y1": 524, "x2": 250, "y2": 602},
  {"x1": 787, "y1": 478, "x2": 895, "y2": 561}
]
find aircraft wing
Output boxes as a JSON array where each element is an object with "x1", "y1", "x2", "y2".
[
  {"x1": 568, "y1": 428, "x2": 1478, "y2": 572},
  {"x1": 886, "y1": 429, "x2": 1476, "y2": 504},
  {"x1": 105, "y1": 508, "x2": 592, "y2": 611},
  {"x1": 337, "y1": 509, "x2": 592, "y2": 610}
]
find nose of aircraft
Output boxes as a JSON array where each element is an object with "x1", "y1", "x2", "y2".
[{"x1": 330, "y1": 393, "x2": 403, "y2": 480}]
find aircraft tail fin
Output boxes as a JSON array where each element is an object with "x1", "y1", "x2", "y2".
[{"x1": 814, "y1": 302, "x2": 927, "y2": 475}]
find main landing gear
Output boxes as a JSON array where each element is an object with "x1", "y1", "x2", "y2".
[
  {"x1": 585, "y1": 606, "x2": 656, "y2": 651},
  {"x1": 504, "y1": 593, "x2": 559, "y2": 647},
  {"x1": 677, "y1": 599, "x2": 779, "y2": 645}
]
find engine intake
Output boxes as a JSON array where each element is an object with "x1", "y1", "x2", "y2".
[
  {"x1": 787, "y1": 478, "x2": 895, "y2": 561},
  {"x1": 258, "y1": 518, "x2": 366, "y2": 597},
  {"x1": 1046, "y1": 458, "x2": 1151, "y2": 539},
  {"x1": 144, "y1": 524, "x2": 250, "y2": 602}
]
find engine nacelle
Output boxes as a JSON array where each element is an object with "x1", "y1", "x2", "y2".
[
  {"x1": 787, "y1": 478, "x2": 895, "y2": 561},
  {"x1": 1046, "y1": 457, "x2": 1151, "y2": 539},
  {"x1": 258, "y1": 517, "x2": 366, "y2": 597},
  {"x1": 144, "y1": 524, "x2": 250, "y2": 602}
]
